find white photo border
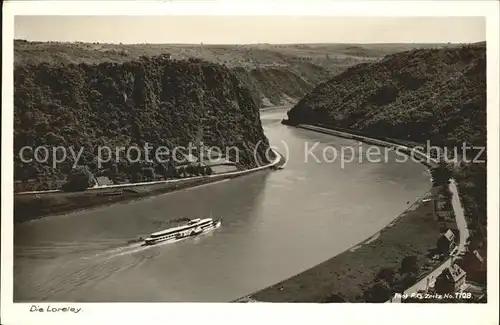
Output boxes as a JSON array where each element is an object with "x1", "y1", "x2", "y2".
[{"x1": 2, "y1": 1, "x2": 499, "y2": 325}]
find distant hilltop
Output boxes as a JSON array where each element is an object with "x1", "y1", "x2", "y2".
[{"x1": 14, "y1": 40, "x2": 456, "y2": 109}]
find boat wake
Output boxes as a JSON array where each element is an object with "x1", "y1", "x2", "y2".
[
  {"x1": 15, "y1": 217, "x2": 222, "y2": 301},
  {"x1": 15, "y1": 241, "x2": 156, "y2": 301},
  {"x1": 85, "y1": 226, "x2": 218, "y2": 262}
]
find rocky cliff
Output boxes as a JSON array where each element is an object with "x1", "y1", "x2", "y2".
[
  {"x1": 14, "y1": 56, "x2": 273, "y2": 188},
  {"x1": 231, "y1": 65, "x2": 323, "y2": 107}
]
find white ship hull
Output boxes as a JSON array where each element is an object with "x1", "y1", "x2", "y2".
[{"x1": 144, "y1": 218, "x2": 221, "y2": 246}]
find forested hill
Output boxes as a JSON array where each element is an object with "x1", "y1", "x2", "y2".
[
  {"x1": 15, "y1": 40, "x2": 436, "y2": 108},
  {"x1": 14, "y1": 56, "x2": 273, "y2": 185},
  {"x1": 284, "y1": 42, "x2": 487, "y2": 249},
  {"x1": 284, "y1": 43, "x2": 486, "y2": 149}
]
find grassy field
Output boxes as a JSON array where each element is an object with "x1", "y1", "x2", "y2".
[
  {"x1": 246, "y1": 190, "x2": 444, "y2": 302},
  {"x1": 15, "y1": 41, "x2": 451, "y2": 69}
]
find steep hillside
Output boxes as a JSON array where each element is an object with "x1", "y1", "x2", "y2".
[
  {"x1": 14, "y1": 56, "x2": 273, "y2": 188},
  {"x1": 15, "y1": 41, "x2": 439, "y2": 108},
  {"x1": 231, "y1": 66, "x2": 324, "y2": 106},
  {"x1": 285, "y1": 43, "x2": 486, "y2": 148}
]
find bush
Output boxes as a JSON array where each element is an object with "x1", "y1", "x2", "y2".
[
  {"x1": 431, "y1": 162, "x2": 453, "y2": 186},
  {"x1": 37, "y1": 182, "x2": 50, "y2": 191},
  {"x1": 400, "y1": 256, "x2": 419, "y2": 275},
  {"x1": 142, "y1": 167, "x2": 156, "y2": 181},
  {"x1": 14, "y1": 54, "x2": 270, "y2": 188},
  {"x1": 393, "y1": 272, "x2": 418, "y2": 292},
  {"x1": 321, "y1": 293, "x2": 347, "y2": 303},
  {"x1": 363, "y1": 281, "x2": 393, "y2": 302},
  {"x1": 62, "y1": 165, "x2": 96, "y2": 192}
]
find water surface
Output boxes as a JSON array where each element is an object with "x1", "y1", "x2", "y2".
[{"x1": 14, "y1": 108, "x2": 429, "y2": 302}]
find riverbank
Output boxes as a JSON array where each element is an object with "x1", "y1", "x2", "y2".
[
  {"x1": 240, "y1": 191, "x2": 441, "y2": 302},
  {"x1": 294, "y1": 124, "x2": 437, "y2": 168},
  {"x1": 14, "y1": 151, "x2": 284, "y2": 223},
  {"x1": 387, "y1": 181, "x2": 469, "y2": 303},
  {"x1": 236, "y1": 124, "x2": 442, "y2": 302}
]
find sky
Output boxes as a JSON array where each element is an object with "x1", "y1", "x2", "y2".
[{"x1": 14, "y1": 16, "x2": 485, "y2": 44}]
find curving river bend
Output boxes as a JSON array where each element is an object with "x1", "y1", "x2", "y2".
[{"x1": 14, "y1": 107, "x2": 430, "y2": 302}]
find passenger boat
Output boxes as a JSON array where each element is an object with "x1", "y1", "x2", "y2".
[{"x1": 143, "y1": 217, "x2": 221, "y2": 246}]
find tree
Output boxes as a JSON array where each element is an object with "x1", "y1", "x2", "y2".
[
  {"x1": 142, "y1": 167, "x2": 156, "y2": 181},
  {"x1": 375, "y1": 267, "x2": 396, "y2": 286},
  {"x1": 393, "y1": 272, "x2": 418, "y2": 293},
  {"x1": 131, "y1": 171, "x2": 143, "y2": 183},
  {"x1": 163, "y1": 159, "x2": 177, "y2": 178},
  {"x1": 185, "y1": 164, "x2": 194, "y2": 176},
  {"x1": 178, "y1": 166, "x2": 186, "y2": 178},
  {"x1": 62, "y1": 165, "x2": 96, "y2": 192},
  {"x1": 321, "y1": 293, "x2": 347, "y2": 303},
  {"x1": 363, "y1": 281, "x2": 393, "y2": 302},
  {"x1": 400, "y1": 256, "x2": 419, "y2": 274},
  {"x1": 38, "y1": 182, "x2": 50, "y2": 191},
  {"x1": 106, "y1": 163, "x2": 119, "y2": 184},
  {"x1": 431, "y1": 162, "x2": 452, "y2": 186}
]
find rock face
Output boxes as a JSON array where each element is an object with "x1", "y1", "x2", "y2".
[
  {"x1": 14, "y1": 56, "x2": 273, "y2": 186},
  {"x1": 285, "y1": 43, "x2": 486, "y2": 148}
]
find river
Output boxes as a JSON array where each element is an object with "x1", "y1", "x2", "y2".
[{"x1": 14, "y1": 107, "x2": 430, "y2": 302}]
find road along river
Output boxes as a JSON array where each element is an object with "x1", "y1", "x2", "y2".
[{"x1": 14, "y1": 107, "x2": 430, "y2": 302}]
